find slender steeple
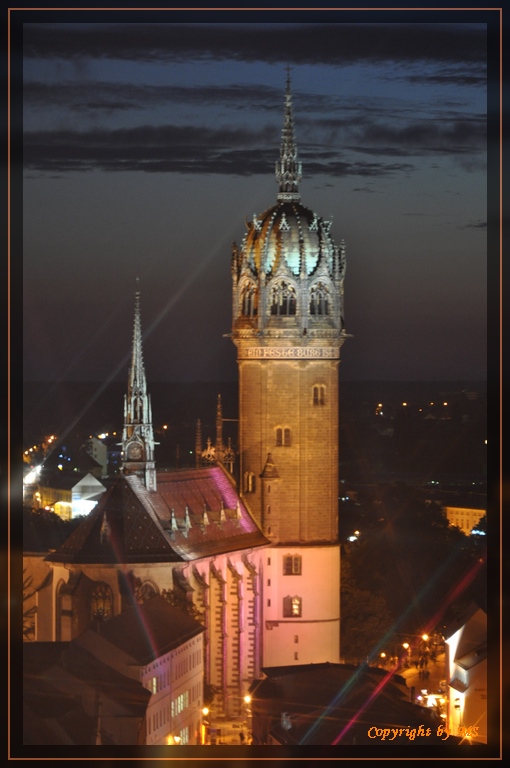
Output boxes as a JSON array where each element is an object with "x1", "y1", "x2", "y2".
[
  {"x1": 275, "y1": 67, "x2": 302, "y2": 202},
  {"x1": 121, "y1": 279, "x2": 157, "y2": 491},
  {"x1": 215, "y1": 394, "x2": 224, "y2": 456}
]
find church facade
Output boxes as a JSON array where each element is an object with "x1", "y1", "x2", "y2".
[{"x1": 33, "y1": 76, "x2": 348, "y2": 726}]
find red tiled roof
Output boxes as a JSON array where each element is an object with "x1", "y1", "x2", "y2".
[{"x1": 46, "y1": 466, "x2": 267, "y2": 564}]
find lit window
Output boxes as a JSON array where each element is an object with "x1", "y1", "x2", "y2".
[
  {"x1": 283, "y1": 555, "x2": 302, "y2": 575},
  {"x1": 90, "y1": 582, "x2": 113, "y2": 622},
  {"x1": 283, "y1": 595, "x2": 302, "y2": 618}
]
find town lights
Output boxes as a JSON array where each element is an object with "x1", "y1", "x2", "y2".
[{"x1": 243, "y1": 695, "x2": 251, "y2": 705}]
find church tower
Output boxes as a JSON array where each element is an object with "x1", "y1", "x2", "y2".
[
  {"x1": 121, "y1": 281, "x2": 157, "y2": 492},
  {"x1": 231, "y1": 73, "x2": 347, "y2": 667}
]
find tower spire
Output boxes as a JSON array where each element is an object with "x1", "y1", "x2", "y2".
[
  {"x1": 121, "y1": 280, "x2": 157, "y2": 491},
  {"x1": 275, "y1": 67, "x2": 302, "y2": 202}
]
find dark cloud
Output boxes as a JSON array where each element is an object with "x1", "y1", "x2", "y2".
[
  {"x1": 461, "y1": 221, "x2": 487, "y2": 230},
  {"x1": 23, "y1": 22, "x2": 487, "y2": 67},
  {"x1": 23, "y1": 81, "x2": 284, "y2": 114},
  {"x1": 350, "y1": 117, "x2": 486, "y2": 156},
  {"x1": 23, "y1": 122, "x2": 414, "y2": 179},
  {"x1": 24, "y1": 104, "x2": 484, "y2": 176}
]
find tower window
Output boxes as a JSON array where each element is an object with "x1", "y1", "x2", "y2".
[
  {"x1": 313, "y1": 384, "x2": 326, "y2": 405},
  {"x1": 309, "y1": 282, "x2": 330, "y2": 315},
  {"x1": 270, "y1": 281, "x2": 297, "y2": 316},
  {"x1": 241, "y1": 283, "x2": 258, "y2": 317},
  {"x1": 283, "y1": 555, "x2": 302, "y2": 575},
  {"x1": 276, "y1": 427, "x2": 292, "y2": 446},
  {"x1": 283, "y1": 595, "x2": 302, "y2": 618},
  {"x1": 244, "y1": 471, "x2": 256, "y2": 493}
]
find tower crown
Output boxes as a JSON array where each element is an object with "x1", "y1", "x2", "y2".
[{"x1": 231, "y1": 74, "x2": 346, "y2": 341}]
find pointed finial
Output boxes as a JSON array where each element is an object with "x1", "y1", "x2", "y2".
[{"x1": 275, "y1": 69, "x2": 302, "y2": 202}]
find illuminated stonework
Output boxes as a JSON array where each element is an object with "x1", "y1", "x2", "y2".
[{"x1": 231, "y1": 74, "x2": 347, "y2": 666}]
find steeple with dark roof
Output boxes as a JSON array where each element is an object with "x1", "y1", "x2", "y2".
[{"x1": 121, "y1": 280, "x2": 157, "y2": 491}]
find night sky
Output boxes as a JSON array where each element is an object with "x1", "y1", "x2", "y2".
[{"x1": 20, "y1": 13, "x2": 492, "y2": 385}]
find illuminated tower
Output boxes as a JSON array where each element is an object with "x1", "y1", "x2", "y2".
[
  {"x1": 231, "y1": 74, "x2": 347, "y2": 666},
  {"x1": 121, "y1": 281, "x2": 157, "y2": 491}
]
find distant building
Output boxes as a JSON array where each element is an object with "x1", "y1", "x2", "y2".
[
  {"x1": 444, "y1": 603, "x2": 487, "y2": 743},
  {"x1": 83, "y1": 437, "x2": 108, "y2": 478},
  {"x1": 71, "y1": 472, "x2": 107, "y2": 518},
  {"x1": 443, "y1": 505, "x2": 486, "y2": 536}
]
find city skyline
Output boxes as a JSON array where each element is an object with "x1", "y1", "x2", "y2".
[{"x1": 18, "y1": 12, "x2": 496, "y2": 384}]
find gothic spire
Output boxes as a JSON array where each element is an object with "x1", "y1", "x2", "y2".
[
  {"x1": 121, "y1": 279, "x2": 157, "y2": 491},
  {"x1": 275, "y1": 68, "x2": 302, "y2": 202},
  {"x1": 128, "y1": 277, "x2": 147, "y2": 418}
]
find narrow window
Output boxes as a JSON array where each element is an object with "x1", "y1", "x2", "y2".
[
  {"x1": 294, "y1": 635, "x2": 299, "y2": 643},
  {"x1": 294, "y1": 652, "x2": 299, "y2": 660},
  {"x1": 276, "y1": 428, "x2": 283, "y2": 446},
  {"x1": 241, "y1": 284, "x2": 258, "y2": 317},
  {"x1": 284, "y1": 428, "x2": 291, "y2": 446},
  {"x1": 90, "y1": 582, "x2": 113, "y2": 622}
]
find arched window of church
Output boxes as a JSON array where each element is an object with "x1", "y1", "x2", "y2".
[
  {"x1": 90, "y1": 581, "x2": 113, "y2": 622},
  {"x1": 313, "y1": 384, "x2": 325, "y2": 405},
  {"x1": 283, "y1": 595, "x2": 302, "y2": 617},
  {"x1": 241, "y1": 284, "x2": 258, "y2": 316},
  {"x1": 284, "y1": 428, "x2": 291, "y2": 446},
  {"x1": 276, "y1": 428, "x2": 283, "y2": 446},
  {"x1": 270, "y1": 281, "x2": 297, "y2": 316},
  {"x1": 136, "y1": 580, "x2": 158, "y2": 603},
  {"x1": 309, "y1": 282, "x2": 330, "y2": 315}
]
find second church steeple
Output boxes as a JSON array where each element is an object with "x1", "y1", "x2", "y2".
[{"x1": 121, "y1": 280, "x2": 157, "y2": 491}]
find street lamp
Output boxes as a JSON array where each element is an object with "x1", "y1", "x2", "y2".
[{"x1": 243, "y1": 695, "x2": 252, "y2": 743}]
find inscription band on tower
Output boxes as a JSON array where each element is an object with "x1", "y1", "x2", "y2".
[{"x1": 240, "y1": 347, "x2": 339, "y2": 359}]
